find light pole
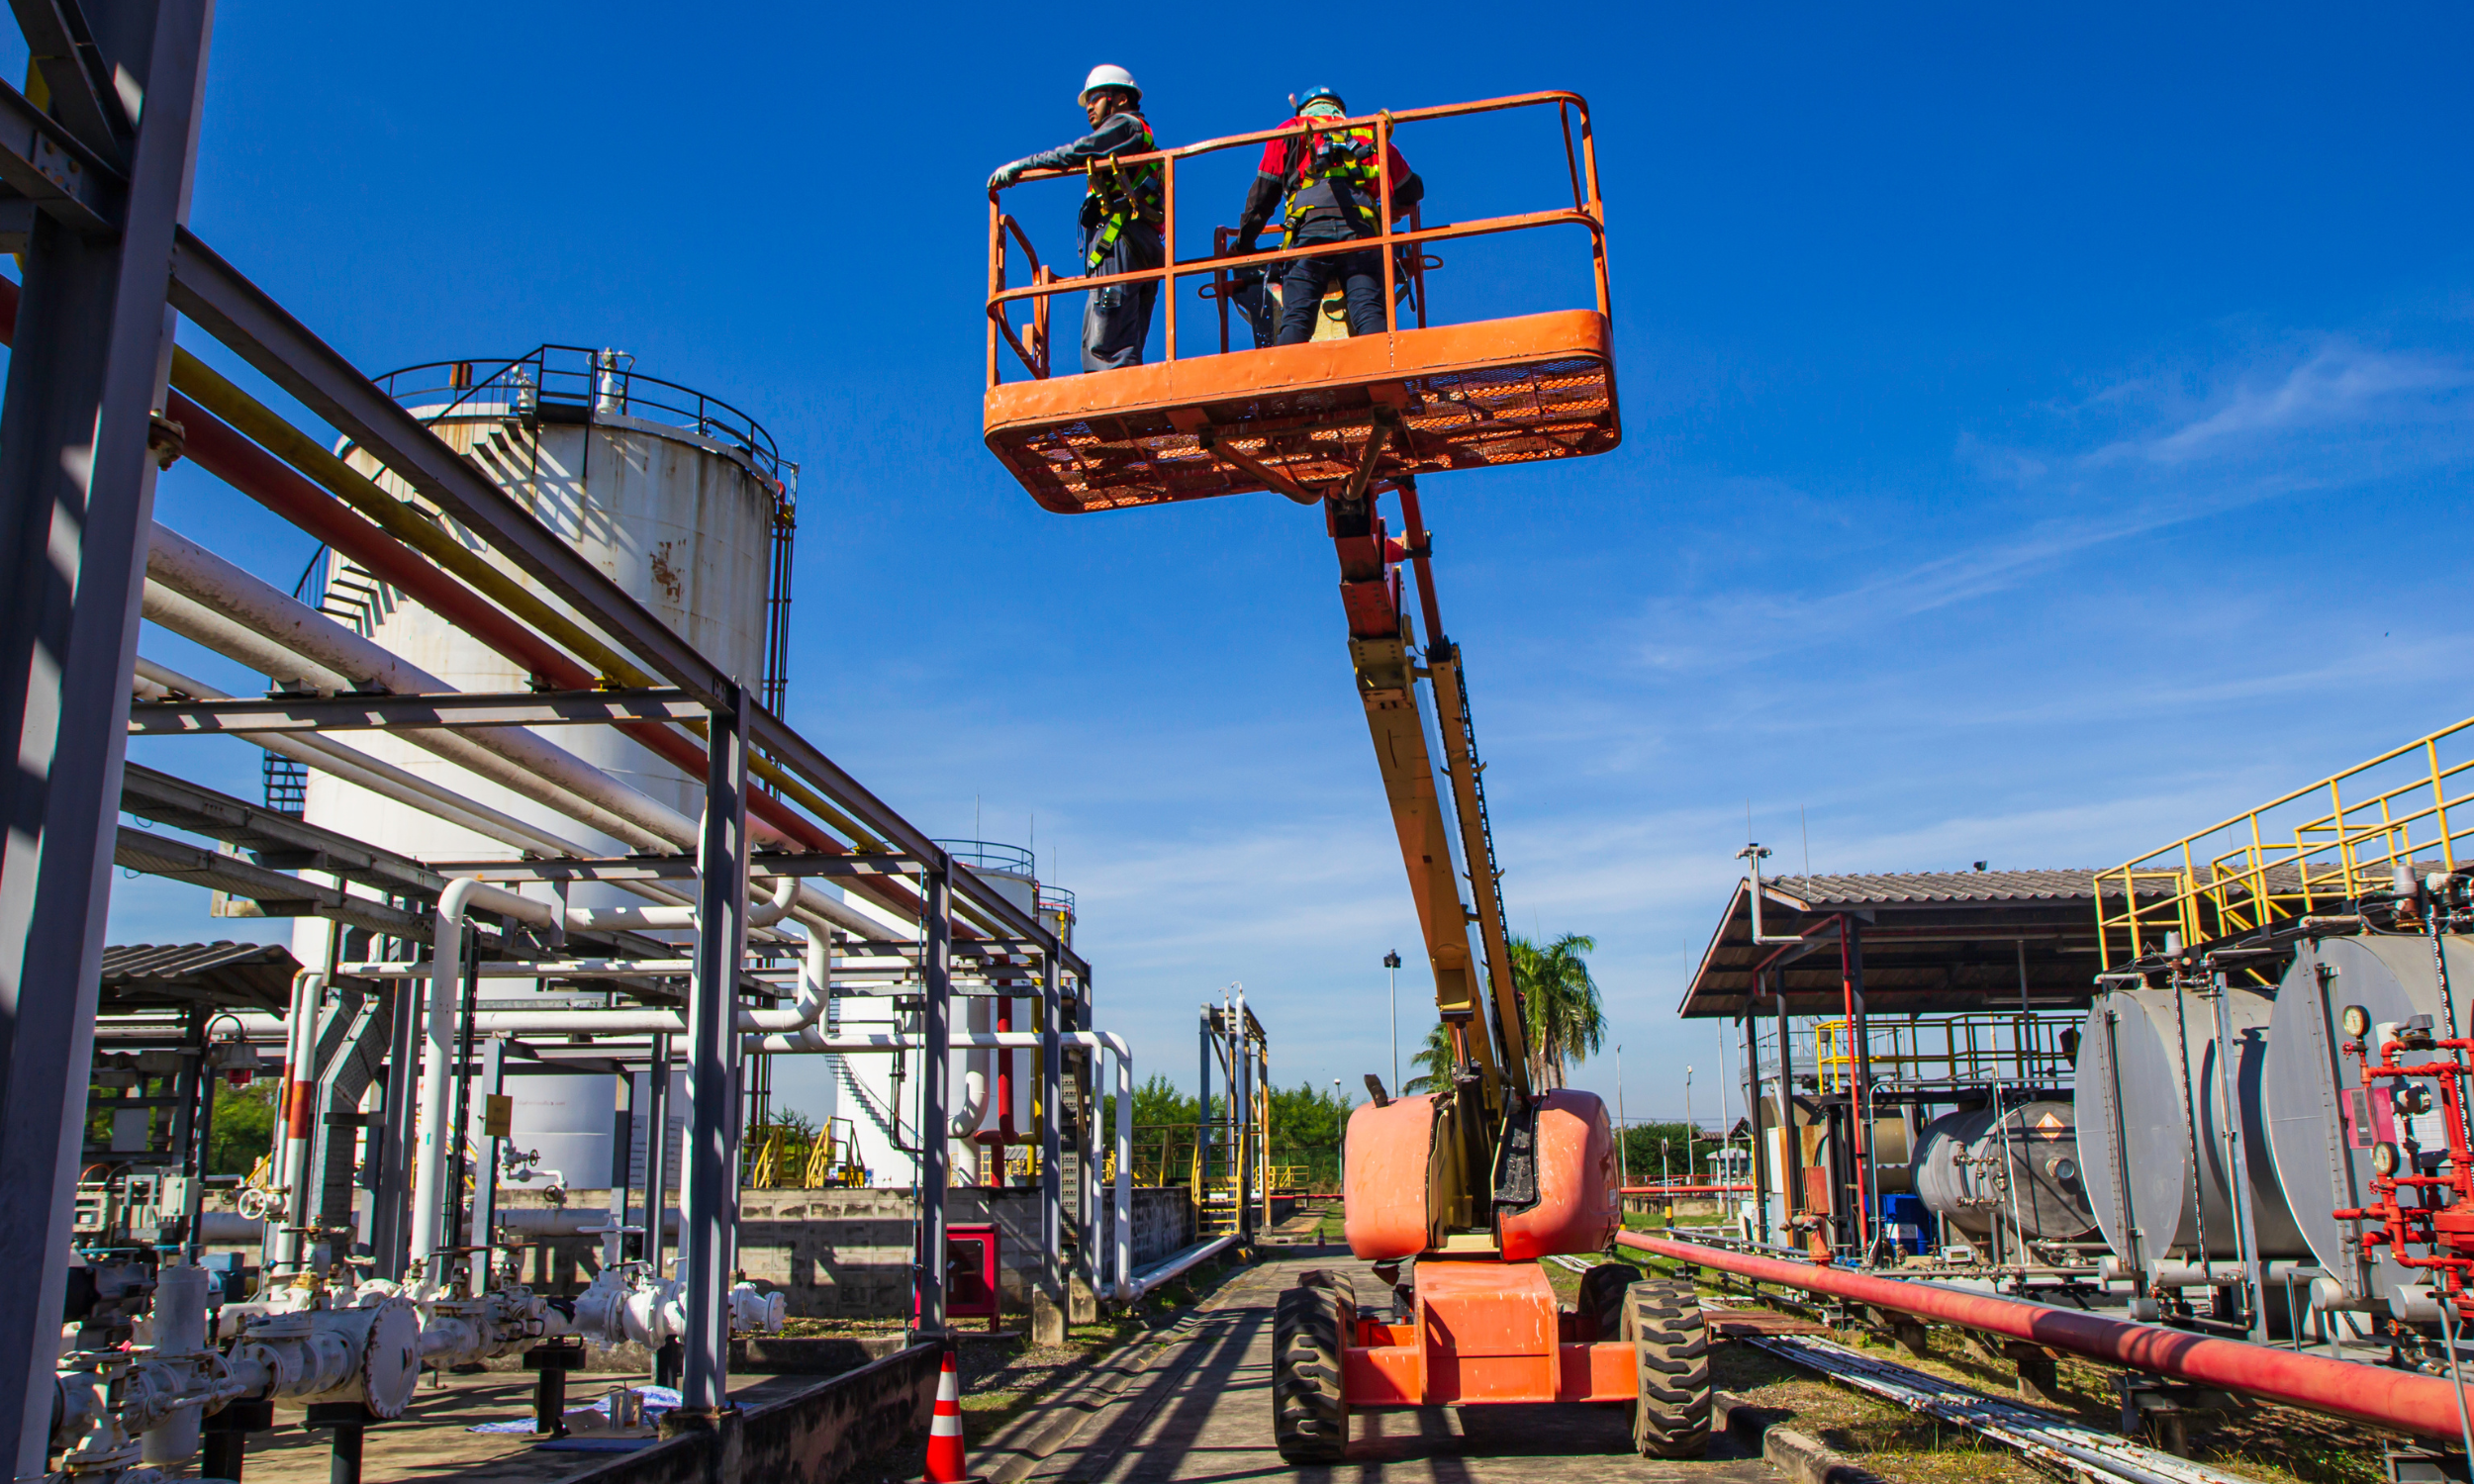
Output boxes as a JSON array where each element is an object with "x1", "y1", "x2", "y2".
[
  {"x1": 1683, "y1": 1065, "x2": 1694, "y2": 1185},
  {"x1": 1383, "y1": 951, "x2": 1402, "y2": 1094}
]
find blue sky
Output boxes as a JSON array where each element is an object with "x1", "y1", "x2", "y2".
[{"x1": 46, "y1": 4, "x2": 2474, "y2": 1124}]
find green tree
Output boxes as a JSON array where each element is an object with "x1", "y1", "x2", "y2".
[
  {"x1": 207, "y1": 1079, "x2": 277, "y2": 1176},
  {"x1": 1618, "y1": 1120, "x2": 1708, "y2": 1186},
  {"x1": 1401, "y1": 1020, "x2": 1454, "y2": 1095},
  {"x1": 1513, "y1": 932, "x2": 1604, "y2": 1088}
]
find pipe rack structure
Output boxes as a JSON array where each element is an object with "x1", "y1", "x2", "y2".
[{"x1": 0, "y1": 6, "x2": 1096, "y2": 1474}]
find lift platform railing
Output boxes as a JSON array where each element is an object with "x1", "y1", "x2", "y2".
[
  {"x1": 2098, "y1": 715, "x2": 2474, "y2": 970},
  {"x1": 984, "y1": 90, "x2": 1607, "y2": 385}
]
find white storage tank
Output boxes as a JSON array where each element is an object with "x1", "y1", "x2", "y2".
[{"x1": 289, "y1": 347, "x2": 788, "y2": 904}]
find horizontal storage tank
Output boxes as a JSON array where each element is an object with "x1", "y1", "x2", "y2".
[
  {"x1": 2074, "y1": 986, "x2": 2306, "y2": 1271},
  {"x1": 1910, "y1": 1099, "x2": 2096, "y2": 1242},
  {"x1": 2265, "y1": 933, "x2": 2474, "y2": 1306}
]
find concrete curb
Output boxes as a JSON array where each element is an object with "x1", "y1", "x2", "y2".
[{"x1": 1715, "y1": 1389, "x2": 1886, "y2": 1484}]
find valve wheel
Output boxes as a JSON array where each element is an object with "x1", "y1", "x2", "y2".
[
  {"x1": 1577, "y1": 1261, "x2": 1643, "y2": 1343},
  {"x1": 1272, "y1": 1269, "x2": 1354, "y2": 1463},
  {"x1": 1623, "y1": 1278, "x2": 1711, "y2": 1457}
]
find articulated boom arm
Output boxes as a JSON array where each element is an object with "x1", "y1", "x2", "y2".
[{"x1": 1327, "y1": 472, "x2": 1531, "y2": 1116}]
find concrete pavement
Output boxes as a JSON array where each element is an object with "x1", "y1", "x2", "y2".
[{"x1": 1025, "y1": 1253, "x2": 1782, "y2": 1483}]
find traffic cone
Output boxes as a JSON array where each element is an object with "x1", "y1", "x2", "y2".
[{"x1": 922, "y1": 1347, "x2": 971, "y2": 1483}]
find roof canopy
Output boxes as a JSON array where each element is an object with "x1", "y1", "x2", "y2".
[
  {"x1": 1675, "y1": 870, "x2": 2170, "y2": 1021},
  {"x1": 99, "y1": 942, "x2": 304, "y2": 1015}
]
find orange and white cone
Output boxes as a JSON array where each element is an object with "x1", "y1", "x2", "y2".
[{"x1": 923, "y1": 1348, "x2": 970, "y2": 1483}]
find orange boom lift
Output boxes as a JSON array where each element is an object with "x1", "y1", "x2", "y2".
[{"x1": 984, "y1": 91, "x2": 1709, "y2": 1461}]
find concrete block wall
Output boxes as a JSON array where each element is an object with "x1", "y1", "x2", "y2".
[{"x1": 502, "y1": 1184, "x2": 1195, "y2": 1319}]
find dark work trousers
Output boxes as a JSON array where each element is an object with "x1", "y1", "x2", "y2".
[
  {"x1": 1082, "y1": 225, "x2": 1163, "y2": 372},
  {"x1": 1276, "y1": 233, "x2": 1384, "y2": 345}
]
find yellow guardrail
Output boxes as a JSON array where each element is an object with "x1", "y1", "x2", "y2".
[{"x1": 2098, "y1": 715, "x2": 2474, "y2": 970}]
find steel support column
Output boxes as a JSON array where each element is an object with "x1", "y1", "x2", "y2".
[
  {"x1": 678, "y1": 680, "x2": 748, "y2": 1416},
  {"x1": 1040, "y1": 945, "x2": 1063, "y2": 1306},
  {"x1": 1773, "y1": 974, "x2": 1798, "y2": 1229},
  {"x1": 1845, "y1": 919, "x2": 1873, "y2": 1253},
  {"x1": 915, "y1": 858, "x2": 953, "y2": 1337},
  {"x1": 0, "y1": 5, "x2": 212, "y2": 1474}
]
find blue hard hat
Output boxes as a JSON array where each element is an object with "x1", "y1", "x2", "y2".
[{"x1": 1294, "y1": 86, "x2": 1346, "y2": 114}]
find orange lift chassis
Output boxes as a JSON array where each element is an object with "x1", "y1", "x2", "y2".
[{"x1": 985, "y1": 91, "x2": 1708, "y2": 1461}]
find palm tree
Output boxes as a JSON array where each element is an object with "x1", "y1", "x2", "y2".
[
  {"x1": 1513, "y1": 932, "x2": 1604, "y2": 1088},
  {"x1": 1401, "y1": 1020, "x2": 1455, "y2": 1095}
]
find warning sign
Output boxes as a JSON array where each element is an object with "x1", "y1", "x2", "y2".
[{"x1": 2032, "y1": 1111, "x2": 2065, "y2": 1140}]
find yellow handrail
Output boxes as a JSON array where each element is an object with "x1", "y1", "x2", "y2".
[{"x1": 2096, "y1": 715, "x2": 2474, "y2": 969}]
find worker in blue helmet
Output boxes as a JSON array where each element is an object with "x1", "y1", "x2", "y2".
[
  {"x1": 987, "y1": 65, "x2": 1164, "y2": 372},
  {"x1": 1228, "y1": 86, "x2": 1424, "y2": 345}
]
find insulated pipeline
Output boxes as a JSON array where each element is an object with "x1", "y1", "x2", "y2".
[{"x1": 1619, "y1": 1234, "x2": 2470, "y2": 1439}]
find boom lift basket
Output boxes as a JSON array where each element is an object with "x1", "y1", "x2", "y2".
[{"x1": 983, "y1": 92, "x2": 1617, "y2": 514}]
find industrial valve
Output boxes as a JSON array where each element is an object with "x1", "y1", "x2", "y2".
[
  {"x1": 2330, "y1": 1000, "x2": 2474, "y2": 1323},
  {"x1": 566, "y1": 1264, "x2": 787, "y2": 1353}
]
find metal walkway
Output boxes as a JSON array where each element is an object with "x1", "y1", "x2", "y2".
[{"x1": 1752, "y1": 1334, "x2": 2255, "y2": 1484}]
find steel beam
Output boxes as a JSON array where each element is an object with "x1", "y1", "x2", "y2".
[
  {"x1": 677, "y1": 681, "x2": 747, "y2": 1417},
  {"x1": 10, "y1": 0, "x2": 134, "y2": 164},
  {"x1": 127, "y1": 687, "x2": 701, "y2": 734},
  {"x1": 113, "y1": 824, "x2": 428, "y2": 936},
  {"x1": 0, "y1": 4, "x2": 212, "y2": 1475},
  {"x1": 914, "y1": 858, "x2": 952, "y2": 1338},
  {"x1": 0, "y1": 76, "x2": 124, "y2": 234},
  {"x1": 161, "y1": 230, "x2": 733, "y2": 709},
  {"x1": 1041, "y1": 947, "x2": 1063, "y2": 1307}
]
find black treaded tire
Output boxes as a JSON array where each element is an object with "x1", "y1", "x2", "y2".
[
  {"x1": 1577, "y1": 1261, "x2": 1643, "y2": 1344},
  {"x1": 1272, "y1": 1276, "x2": 1351, "y2": 1463},
  {"x1": 1622, "y1": 1278, "x2": 1711, "y2": 1457}
]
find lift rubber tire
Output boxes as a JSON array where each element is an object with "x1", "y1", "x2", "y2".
[
  {"x1": 1577, "y1": 1261, "x2": 1643, "y2": 1343},
  {"x1": 1273, "y1": 1275, "x2": 1351, "y2": 1463},
  {"x1": 1622, "y1": 1278, "x2": 1711, "y2": 1457}
]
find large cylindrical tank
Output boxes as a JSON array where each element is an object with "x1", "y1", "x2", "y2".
[
  {"x1": 2264, "y1": 934, "x2": 2474, "y2": 1304},
  {"x1": 293, "y1": 360, "x2": 779, "y2": 902},
  {"x1": 2074, "y1": 986, "x2": 2306, "y2": 1268},
  {"x1": 1910, "y1": 1099, "x2": 2096, "y2": 1241}
]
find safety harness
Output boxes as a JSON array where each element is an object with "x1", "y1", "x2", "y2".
[
  {"x1": 1281, "y1": 120, "x2": 1383, "y2": 243},
  {"x1": 1084, "y1": 113, "x2": 1163, "y2": 269}
]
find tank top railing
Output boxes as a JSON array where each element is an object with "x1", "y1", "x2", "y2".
[{"x1": 984, "y1": 90, "x2": 1607, "y2": 386}]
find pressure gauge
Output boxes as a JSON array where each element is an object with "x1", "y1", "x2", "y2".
[
  {"x1": 2372, "y1": 1141, "x2": 2402, "y2": 1176},
  {"x1": 2341, "y1": 1004, "x2": 2373, "y2": 1040}
]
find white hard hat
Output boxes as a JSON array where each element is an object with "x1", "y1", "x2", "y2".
[{"x1": 1079, "y1": 64, "x2": 1141, "y2": 106}]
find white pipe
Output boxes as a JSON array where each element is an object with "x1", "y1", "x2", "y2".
[
  {"x1": 143, "y1": 544, "x2": 901, "y2": 940},
  {"x1": 562, "y1": 874, "x2": 797, "y2": 932},
  {"x1": 133, "y1": 656, "x2": 618, "y2": 866},
  {"x1": 410, "y1": 880, "x2": 561, "y2": 1281},
  {"x1": 141, "y1": 580, "x2": 676, "y2": 853},
  {"x1": 144, "y1": 527, "x2": 692, "y2": 851},
  {"x1": 1124, "y1": 1236, "x2": 1239, "y2": 1302},
  {"x1": 954, "y1": 996, "x2": 991, "y2": 1154},
  {"x1": 271, "y1": 973, "x2": 324, "y2": 1272},
  {"x1": 461, "y1": 928, "x2": 831, "y2": 1036}
]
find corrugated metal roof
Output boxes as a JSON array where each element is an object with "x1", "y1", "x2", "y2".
[
  {"x1": 98, "y1": 942, "x2": 301, "y2": 1013},
  {"x1": 1760, "y1": 869, "x2": 2123, "y2": 908}
]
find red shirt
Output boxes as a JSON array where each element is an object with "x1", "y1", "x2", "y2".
[{"x1": 1257, "y1": 122, "x2": 1414, "y2": 197}]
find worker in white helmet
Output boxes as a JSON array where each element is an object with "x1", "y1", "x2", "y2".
[{"x1": 988, "y1": 66, "x2": 1164, "y2": 373}]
